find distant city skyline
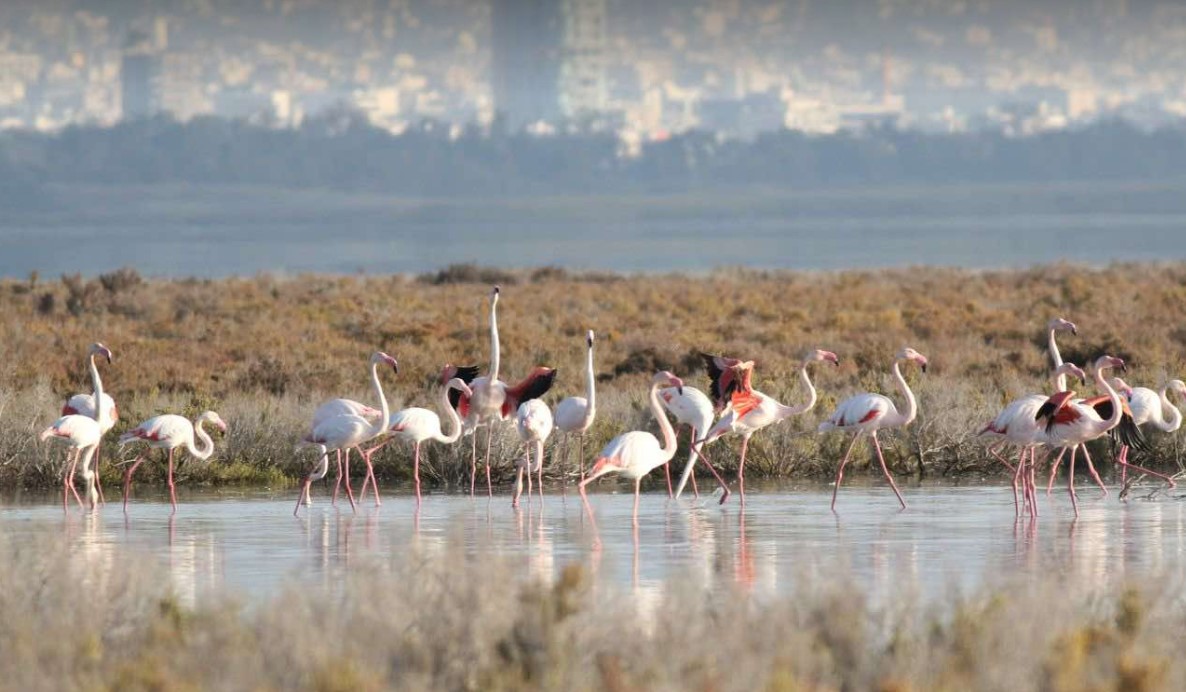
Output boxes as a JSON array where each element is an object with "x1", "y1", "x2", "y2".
[{"x1": 0, "y1": 1, "x2": 1184, "y2": 142}]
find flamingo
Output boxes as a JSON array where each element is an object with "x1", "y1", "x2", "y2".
[
  {"x1": 553, "y1": 330, "x2": 597, "y2": 482},
  {"x1": 454, "y1": 286, "x2": 557, "y2": 497},
  {"x1": 1109, "y1": 377, "x2": 1183, "y2": 487},
  {"x1": 979, "y1": 362, "x2": 1086, "y2": 517},
  {"x1": 579, "y1": 371, "x2": 731, "y2": 526},
  {"x1": 514, "y1": 399, "x2": 553, "y2": 508},
  {"x1": 358, "y1": 372, "x2": 474, "y2": 506},
  {"x1": 660, "y1": 385, "x2": 714, "y2": 499},
  {"x1": 819, "y1": 347, "x2": 929, "y2": 511},
  {"x1": 1035, "y1": 355, "x2": 1144, "y2": 516},
  {"x1": 295, "y1": 352, "x2": 398, "y2": 515},
  {"x1": 1044, "y1": 317, "x2": 1078, "y2": 391},
  {"x1": 39, "y1": 415, "x2": 101, "y2": 511},
  {"x1": 61, "y1": 342, "x2": 117, "y2": 503},
  {"x1": 119, "y1": 411, "x2": 228, "y2": 512},
  {"x1": 698, "y1": 349, "x2": 840, "y2": 498}
]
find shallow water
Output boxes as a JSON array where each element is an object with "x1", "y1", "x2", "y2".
[{"x1": 3, "y1": 481, "x2": 1186, "y2": 605}]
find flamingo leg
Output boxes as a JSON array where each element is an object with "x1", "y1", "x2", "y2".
[
  {"x1": 483, "y1": 425, "x2": 495, "y2": 497},
  {"x1": 1120, "y1": 447, "x2": 1127, "y2": 485},
  {"x1": 413, "y1": 442, "x2": 422, "y2": 506},
  {"x1": 342, "y1": 448, "x2": 357, "y2": 512},
  {"x1": 1028, "y1": 448, "x2": 1040, "y2": 518},
  {"x1": 1115, "y1": 444, "x2": 1177, "y2": 487},
  {"x1": 1067, "y1": 445, "x2": 1079, "y2": 517},
  {"x1": 526, "y1": 455, "x2": 534, "y2": 502},
  {"x1": 1046, "y1": 448, "x2": 1068, "y2": 496},
  {"x1": 578, "y1": 433, "x2": 585, "y2": 481},
  {"x1": 663, "y1": 461, "x2": 673, "y2": 499},
  {"x1": 470, "y1": 430, "x2": 478, "y2": 497},
  {"x1": 1009, "y1": 448, "x2": 1023, "y2": 517},
  {"x1": 738, "y1": 436, "x2": 750, "y2": 500},
  {"x1": 513, "y1": 465, "x2": 524, "y2": 508},
  {"x1": 536, "y1": 447, "x2": 544, "y2": 503},
  {"x1": 166, "y1": 448, "x2": 177, "y2": 513},
  {"x1": 558, "y1": 434, "x2": 568, "y2": 495},
  {"x1": 871, "y1": 431, "x2": 907, "y2": 510},
  {"x1": 332, "y1": 450, "x2": 343, "y2": 506},
  {"x1": 122, "y1": 454, "x2": 147, "y2": 513},
  {"x1": 633, "y1": 477, "x2": 642, "y2": 529},
  {"x1": 64, "y1": 449, "x2": 84, "y2": 511},
  {"x1": 831, "y1": 433, "x2": 863, "y2": 513},
  {"x1": 1079, "y1": 444, "x2": 1108, "y2": 498},
  {"x1": 362, "y1": 448, "x2": 381, "y2": 507},
  {"x1": 93, "y1": 444, "x2": 106, "y2": 505},
  {"x1": 689, "y1": 442, "x2": 732, "y2": 505}
]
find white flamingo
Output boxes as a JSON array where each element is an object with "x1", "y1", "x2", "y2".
[
  {"x1": 819, "y1": 347, "x2": 929, "y2": 511},
  {"x1": 39, "y1": 416, "x2": 101, "y2": 511},
  {"x1": 1110, "y1": 376, "x2": 1183, "y2": 487},
  {"x1": 61, "y1": 342, "x2": 117, "y2": 503},
  {"x1": 553, "y1": 330, "x2": 597, "y2": 481},
  {"x1": 295, "y1": 352, "x2": 398, "y2": 515},
  {"x1": 119, "y1": 411, "x2": 228, "y2": 512},
  {"x1": 514, "y1": 399, "x2": 553, "y2": 508},
  {"x1": 660, "y1": 385, "x2": 715, "y2": 499}
]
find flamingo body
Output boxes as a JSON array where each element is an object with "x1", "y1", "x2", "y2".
[
  {"x1": 820, "y1": 393, "x2": 895, "y2": 433},
  {"x1": 62, "y1": 393, "x2": 119, "y2": 432}
]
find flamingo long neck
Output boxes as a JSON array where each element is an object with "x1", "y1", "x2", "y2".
[
  {"x1": 532, "y1": 439, "x2": 544, "y2": 473},
  {"x1": 186, "y1": 419, "x2": 216, "y2": 460},
  {"x1": 1092, "y1": 367, "x2": 1122, "y2": 434},
  {"x1": 436, "y1": 385, "x2": 465, "y2": 443},
  {"x1": 581, "y1": 342, "x2": 596, "y2": 427},
  {"x1": 1156, "y1": 387, "x2": 1183, "y2": 433},
  {"x1": 88, "y1": 354, "x2": 109, "y2": 427},
  {"x1": 488, "y1": 297, "x2": 501, "y2": 383},
  {"x1": 649, "y1": 383, "x2": 679, "y2": 469},
  {"x1": 1049, "y1": 368, "x2": 1070, "y2": 393},
  {"x1": 367, "y1": 361, "x2": 391, "y2": 439},
  {"x1": 887, "y1": 359, "x2": 918, "y2": 428},
  {"x1": 1049, "y1": 328, "x2": 1067, "y2": 392},
  {"x1": 776, "y1": 362, "x2": 817, "y2": 419}
]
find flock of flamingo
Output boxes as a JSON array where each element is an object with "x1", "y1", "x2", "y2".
[{"x1": 39, "y1": 287, "x2": 1184, "y2": 523}]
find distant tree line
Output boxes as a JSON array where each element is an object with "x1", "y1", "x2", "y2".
[{"x1": 2, "y1": 113, "x2": 1186, "y2": 206}]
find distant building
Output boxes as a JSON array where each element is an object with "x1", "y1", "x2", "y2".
[
  {"x1": 698, "y1": 90, "x2": 785, "y2": 140},
  {"x1": 490, "y1": 0, "x2": 562, "y2": 130},
  {"x1": 558, "y1": 0, "x2": 607, "y2": 122},
  {"x1": 120, "y1": 31, "x2": 161, "y2": 120}
]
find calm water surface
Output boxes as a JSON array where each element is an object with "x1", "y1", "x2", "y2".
[{"x1": 4, "y1": 482, "x2": 1186, "y2": 605}]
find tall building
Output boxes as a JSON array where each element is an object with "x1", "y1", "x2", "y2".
[
  {"x1": 120, "y1": 31, "x2": 161, "y2": 120},
  {"x1": 558, "y1": 0, "x2": 607, "y2": 121},
  {"x1": 490, "y1": 0, "x2": 562, "y2": 130}
]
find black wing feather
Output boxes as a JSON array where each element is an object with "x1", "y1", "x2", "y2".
[
  {"x1": 517, "y1": 368, "x2": 557, "y2": 404},
  {"x1": 446, "y1": 365, "x2": 481, "y2": 410}
]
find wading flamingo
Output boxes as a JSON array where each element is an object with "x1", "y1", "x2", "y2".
[
  {"x1": 980, "y1": 362, "x2": 1086, "y2": 517},
  {"x1": 295, "y1": 352, "x2": 398, "y2": 515},
  {"x1": 453, "y1": 286, "x2": 556, "y2": 496},
  {"x1": 819, "y1": 347, "x2": 929, "y2": 511},
  {"x1": 579, "y1": 371, "x2": 732, "y2": 526},
  {"x1": 553, "y1": 331, "x2": 597, "y2": 482},
  {"x1": 61, "y1": 342, "x2": 116, "y2": 503},
  {"x1": 359, "y1": 372, "x2": 474, "y2": 505},
  {"x1": 39, "y1": 415, "x2": 101, "y2": 511},
  {"x1": 1035, "y1": 355, "x2": 1144, "y2": 516},
  {"x1": 1110, "y1": 376, "x2": 1183, "y2": 487},
  {"x1": 660, "y1": 385, "x2": 714, "y2": 499},
  {"x1": 119, "y1": 411, "x2": 228, "y2": 512},
  {"x1": 699, "y1": 349, "x2": 840, "y2": 499},
  {"x1": 514, "y1": 398, "x2": 553, "y2": 508}
]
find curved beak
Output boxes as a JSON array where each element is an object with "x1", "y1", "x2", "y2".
[{"x1": 921, "y1": 362, "x2": 928, "y2": 374}]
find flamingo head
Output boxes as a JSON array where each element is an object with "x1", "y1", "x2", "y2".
[
  {"x1": 1109, "y1": 376, "x2": 1133, "y2": 397},
  {"x1": 1093, "y1": 355, "x2": 1125, "y2": 373},
  {"x1": 446, "y1": 378, "x2": 473, "y2": 398},
  {"x1": 897, "y1": 347, "x2": 928, "y2": 373},
  {"x1": 807, "y1": 349, "x2": 840, "y2": 367},
  {"x1": 491, "y1": 285, "x2": 501, "y2": 301},
  {"x1": 1048, "y1": 317, "x2": 1078, "y2": 336},
  {"x1": 654, "y1": 370, "x2": 684, "y2": 396},
  {"x1": 89, "y1": 342, "x2": 113, "y2": 364},
  {"x1": 1169, "y1": 379, "x2": 1186, "y2": 399},
  {"x1": 201, "y1": 411, "x2": 228, "y2": 434},
  {"x1": 586, "y1": 330, "x2": 595, "y2": 348},
  {"x1": 1056, "y1": 362, "x2": 1087, "y2": 384},
  {"x1": 372, "y1": 352, "x2": 399, "y2": 374}
]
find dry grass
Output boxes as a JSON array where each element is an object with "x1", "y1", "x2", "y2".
[
  {"x1": 3, "y1": 263, "x2": 1186, "y2": 491},
  {"x1": 1, "y1": 535, "x2": 1183, "y2": 691}
]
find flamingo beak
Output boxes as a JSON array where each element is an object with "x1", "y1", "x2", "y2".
[{"x1": 921, "y1": 362, "x2": 928, "y2": 373}]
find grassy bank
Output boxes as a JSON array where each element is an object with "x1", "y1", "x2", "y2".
[
  {"x1": 2, "y1": 263, "x2": 1186, "y2": 492},
  {"x1": 1, "y1": 537, "x2": 1181, "y2": 691}
]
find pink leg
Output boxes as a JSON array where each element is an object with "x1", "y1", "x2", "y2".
[
  {"x1": 166, "y1": 448, "x2": 177, "y2": 513},
  {"x1": 1047, "y1": 448, "x2": 1068, "y2": 496},
  {"x1": 93, "y1": 444, "x2": 106, "y2": 505},
  {"x1": 831, "y1": 434, "x2": 862, "y2": 513},
  {"x1": 871, "y1": 432, "x2": 907, "y2": 510},
  {"x1": 470, "y1": 432, "x2": 478, "y2": 497},
  {"x1": 332, "y1": 450, "x2": 343, "y2": 506},
  {"x1": 513, "y1": 467, "x2": 523, "y2": 508},
  {"x1": 1067, "y1": 446, "x2": 1079, "y2": 517},
  {"x1": 738, "y1": 436, "x2": 750, "y2": 501},
  {"x1": 633, "y1": 477, "x2": 642, "y2": 529},
  {"x1": 689, "y1": 443, "x2": 732, "y2": 505},
  {"x1": 559, "y1": 434, "x2": 569, "y2": 495},
  {"x1": 294, "y1": 477, "x2": 313, "y2": 516},
  {"x1": 689, "y1": 429, "x2": 701, "y2": 499},
  {"x1": 537, "y1": 454, "x2": 544, "y2": 503},
  {"x1": 663, "y1": 461, "x2": 673, "y2": 499},
  {"x1": 1120, "y1": 446, "x2": 1128, "y2": 485},
  {"x1": 363, "y1": 449, "x2": 381, "y2": 506},
  {"x1": 342, "y1": 448, "x2": 357, "y2": 512},
  {"x1": 484, "y1": 426, "x2": 495, "y2": 497},
  {"x1": 66, "y1": 449, "x2": 85, "y2": 510},
  {"x1": 578, "y1": 434, "x2": 585, "y2": 481},
  {"x1": 63, "y1": 449, "x2": 84, "y2": 511},
  {"x1": 413, "y1": 442, "x2": 422, "y2": 506},
  {"x1": 989, "y1": 444, "x2": 1020, "y2": 514},
  {"x1": 122, "y1": 454, "x2": 147, "y2": 513},
  {"x1": 1079, "y1": 444, "x2": 1108, "y2": 498},
  {"x1": 1029, "y1": 449, "x2": 1040, "y2": 518},
  {"x1": 1115, "y1": 444, "x2": 1177, "y2": 487}
]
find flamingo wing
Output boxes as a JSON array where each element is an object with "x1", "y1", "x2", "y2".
[
  {"x1": 307, "y1": 414, "x2": 373, "y2": 448},
  {"x1": 388, "y1": 407, "x2": 440, "y2": 440},
  {"x1": 1035, "y1": 390, "x2": 1079, "y2": 430},
  {"x1": 502, "y1": 367, "x2": 557, "y2": 417},
  {"x1": 553, "y1": 396, "x2": 589, "y2": 432},
  {"x1": 1126, "y1": 387, "x2": 1161, "y2": 427},
  {"x1": 123, "y1": 414, "x2": 192, "y2": 447},
  {"x1": 592, "y1": 431, "x2": 660, "y2": 476},
  {"x1": 63, "y1": 393, "x2": 118, "y2": 422},
  {"x1": 701, "y1": 353, "x2": 745, "y2": 411},
  {"x1": 447, "y1": 365, "x2": 482, "y2": 409},
  {"x1": 1081, "y1": 395, "x2": 1151, "y2": 453},
  {"x1": 822, "y1": 393, "x2": 892, "y2": 430}
]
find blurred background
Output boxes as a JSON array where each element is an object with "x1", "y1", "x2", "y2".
[{"x1": 1, "y1": 0, "x2": 1184, "y2": 276}]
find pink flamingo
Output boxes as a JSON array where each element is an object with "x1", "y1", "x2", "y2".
[
  {"x1": 39, "y1": 415, "x2": 101, "y2": 511},
  {"x1": 660, "y1": 384, "x2": 714, "y2": 499},
  {"x1": 295, "y1": 352, "x2": 398, "y2": 515},
  {"x1": 453, "y1": 286, "x2": 556, "y2": 496},
  {"x1": 1110, "y1": 376, "x2": 1183, "y2": 487},
  {"x1": 579, "y1": 371, "x2": 731, "y2": 526},
  {"x1": 1035, "y1": 355, "x2": 1145, "y2": 516},
  {"x1": 819, "y1": 347, "x2": 929, "y2": 511},
  {"x1": 119, "y1": 411, "x2": 228, "y2": 512},
  {"x1": 980, "y1": 362, "x2": 1086, "y2": 517},
  {"x1": 552, "y1": 331, "x2": 597, "y2": 481},
  {"x1": 699, "y1": 349, "x2": 840, "y2": 498},
  {"x1": 514, "y1": 398, "x2": 553, "y2": 508},
  {"x1": 359, "y1": 372, "x2": 474, "y2": 505},
  {"x1": 61, "y1": 343, "x2": 116, "y2": 503}
]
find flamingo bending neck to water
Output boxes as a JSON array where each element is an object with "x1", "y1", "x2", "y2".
[
  {"x1": 819, "y1": 347, "x2": 928, "y2": 512},
  {"x1": 62, "y1": 342, "x2": 117, "y2": 504},
  {"x1": 119, "y1": 411, "x2": 227, "y2": 512},
  {"x1": 1110, "y1": 376, "x2": 1183, "y2": 487},
  {"x1": 660, "y1": 385, "x2": 714, "y2": 499},
  {"x1": 514, "y1": 398, "x2": 553, "y2": 508}
]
